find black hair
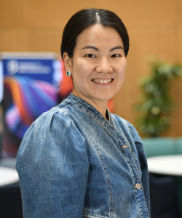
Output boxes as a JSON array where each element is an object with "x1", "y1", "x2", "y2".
[{"x1": 60, "y1": 8, "x2": 129, "y2": 58}]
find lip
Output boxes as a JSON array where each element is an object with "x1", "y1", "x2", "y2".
[{"x1": 91, "y1": 78, "x2": 114, "y2": 85}]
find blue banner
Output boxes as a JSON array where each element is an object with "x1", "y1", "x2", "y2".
[{"x1": 1, "y1": 52, "x2": 61, "y2": 157}]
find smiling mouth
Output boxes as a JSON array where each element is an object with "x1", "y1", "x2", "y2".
[{"x1": 92, "y1": 78, "x2": 113, "y2": 84}]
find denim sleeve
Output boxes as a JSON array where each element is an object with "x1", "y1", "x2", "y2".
[
  {"x1": 16, "y1": 111, "x2": 89, "y2": 218},
  {"x1": 127, "y1": 122, "x2": 151, "y2": 214}
]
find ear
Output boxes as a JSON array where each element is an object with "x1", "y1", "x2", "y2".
[{"x1": 63, "y1": 52, "x2": 72, "y2": 72}]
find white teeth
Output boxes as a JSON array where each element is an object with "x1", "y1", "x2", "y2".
[{"x1": 93, "y1": 79, "x2": 112, "y2": 84}]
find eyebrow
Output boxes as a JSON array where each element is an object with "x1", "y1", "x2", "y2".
[
  {"x1": 81, "y1": 46, "x2": 100, "y2": 51},
  {"x1": 110, "y1": 46, "x2": 124, "y2": 52},
  {"x1": 81, "y1": 45, "x2": 124, "y2": 52}
]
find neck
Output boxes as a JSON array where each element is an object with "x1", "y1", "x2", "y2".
[
  {"x1": 72, "y1": 92, "x2": 108, "y2": 119},
  {"x1": 92, "y1": 100, "x2": 108, "y2": 119}
]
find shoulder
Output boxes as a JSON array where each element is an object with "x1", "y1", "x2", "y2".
[
  {"x1": 16, "y1": 105, "x2": 86, "y2": 169},
  {"x1": 19, "y1": 105, "x2": 85, "y2": 152},
  {"x1": 29, "y1": 105, "x2": 73, "y2": 133},
  {"x1": 111, "y1": 113, "x2": 142, "y2": 144}
]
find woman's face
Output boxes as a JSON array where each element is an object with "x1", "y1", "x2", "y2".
[{"x1": 64, "y1": 24, "x2": 127, "y2": 106}]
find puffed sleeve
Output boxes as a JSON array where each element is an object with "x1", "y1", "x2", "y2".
[
  {"x1": 16, "y1": 110, "x2": 89, "y2": 218},
  {"x1": 127, "y1": 122, "x2": 151, "y2": 214}
]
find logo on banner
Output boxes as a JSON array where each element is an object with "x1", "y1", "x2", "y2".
[
  {"x1": 7, "y1": 60, "x2": 19, "y2": 74},
  {"x1": 7, "y1": 60, "x2": 51, "y2": 74}
]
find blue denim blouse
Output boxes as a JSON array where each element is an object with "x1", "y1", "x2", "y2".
[{"x1": 16, "y1": 94, "x2": 150, "y2": 218}]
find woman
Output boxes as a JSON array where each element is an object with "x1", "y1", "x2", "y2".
[{"x1": 16, "y1": 8, "x2": 150, "y2": 218}]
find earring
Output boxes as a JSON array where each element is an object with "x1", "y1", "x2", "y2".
[{"x1": 66, "y1": 71, "x2": 71, "y2": 77}]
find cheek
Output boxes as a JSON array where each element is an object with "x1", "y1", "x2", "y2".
[
  {"x1": 118, "y1": 67, "x2": 126, "y2": 77},
  {"x1": 122, "y1": 59, "x2": 127, "y2": 70},
  {"x1": 118, "y1": 60, "x2": 127, "y2": 75},
  {"x1": 73, "y1": 62, "x2": 88, "y2": 77},
  {"x1": 80, "y1": 62, "x2": 93, "y2": 74}
]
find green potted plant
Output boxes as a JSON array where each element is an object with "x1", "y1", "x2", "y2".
[{"x1": 135, "y1": 59, "x2": 182, "y2": 137}]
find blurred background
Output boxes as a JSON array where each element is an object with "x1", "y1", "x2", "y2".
[
  {"x1": 0, "y1": 0, "x2": 182, "y2": 137},
  {"x1": 0, "y1": 0, "x2": 182, "y2": 217}
]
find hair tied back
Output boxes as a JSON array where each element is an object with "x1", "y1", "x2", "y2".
[{"x1": 95, "y1": 11, "x2": 101, "y2": 23}]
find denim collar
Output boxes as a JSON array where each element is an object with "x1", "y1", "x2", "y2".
[
  {"x1": 60, "y1": 93, "x2": 127, "y2": 146},
  {"x1": 62, "y1": 93, "x2": 111, "y2": 123}
]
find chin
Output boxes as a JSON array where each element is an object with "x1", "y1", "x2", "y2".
[{"x1": 94, "y1": 94, "x2": 115, "y2": 101}]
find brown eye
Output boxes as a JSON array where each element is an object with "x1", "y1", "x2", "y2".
[
  {"x1": 111, "y1": 54, "x2": 121, "y2": 58},
  {"x1": 85, "y1": 54, "x2": 96, "y2": 58}
]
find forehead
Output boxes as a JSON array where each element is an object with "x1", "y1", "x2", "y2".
[{"x1": 75, "y1": 24, "x2": 123, "y2": 48}]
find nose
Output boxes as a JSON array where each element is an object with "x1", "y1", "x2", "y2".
[{"x1": 96, "y1": 58, "x2": 112, "y2": 74}]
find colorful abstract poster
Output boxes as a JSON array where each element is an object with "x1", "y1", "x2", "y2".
[{"x1": 1, "y1": 53, "x2": 63, "y2": 157}]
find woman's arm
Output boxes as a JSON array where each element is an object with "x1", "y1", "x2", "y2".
[{"x1": 16, "y1": 110, "x2": 89, "y2": 218}]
